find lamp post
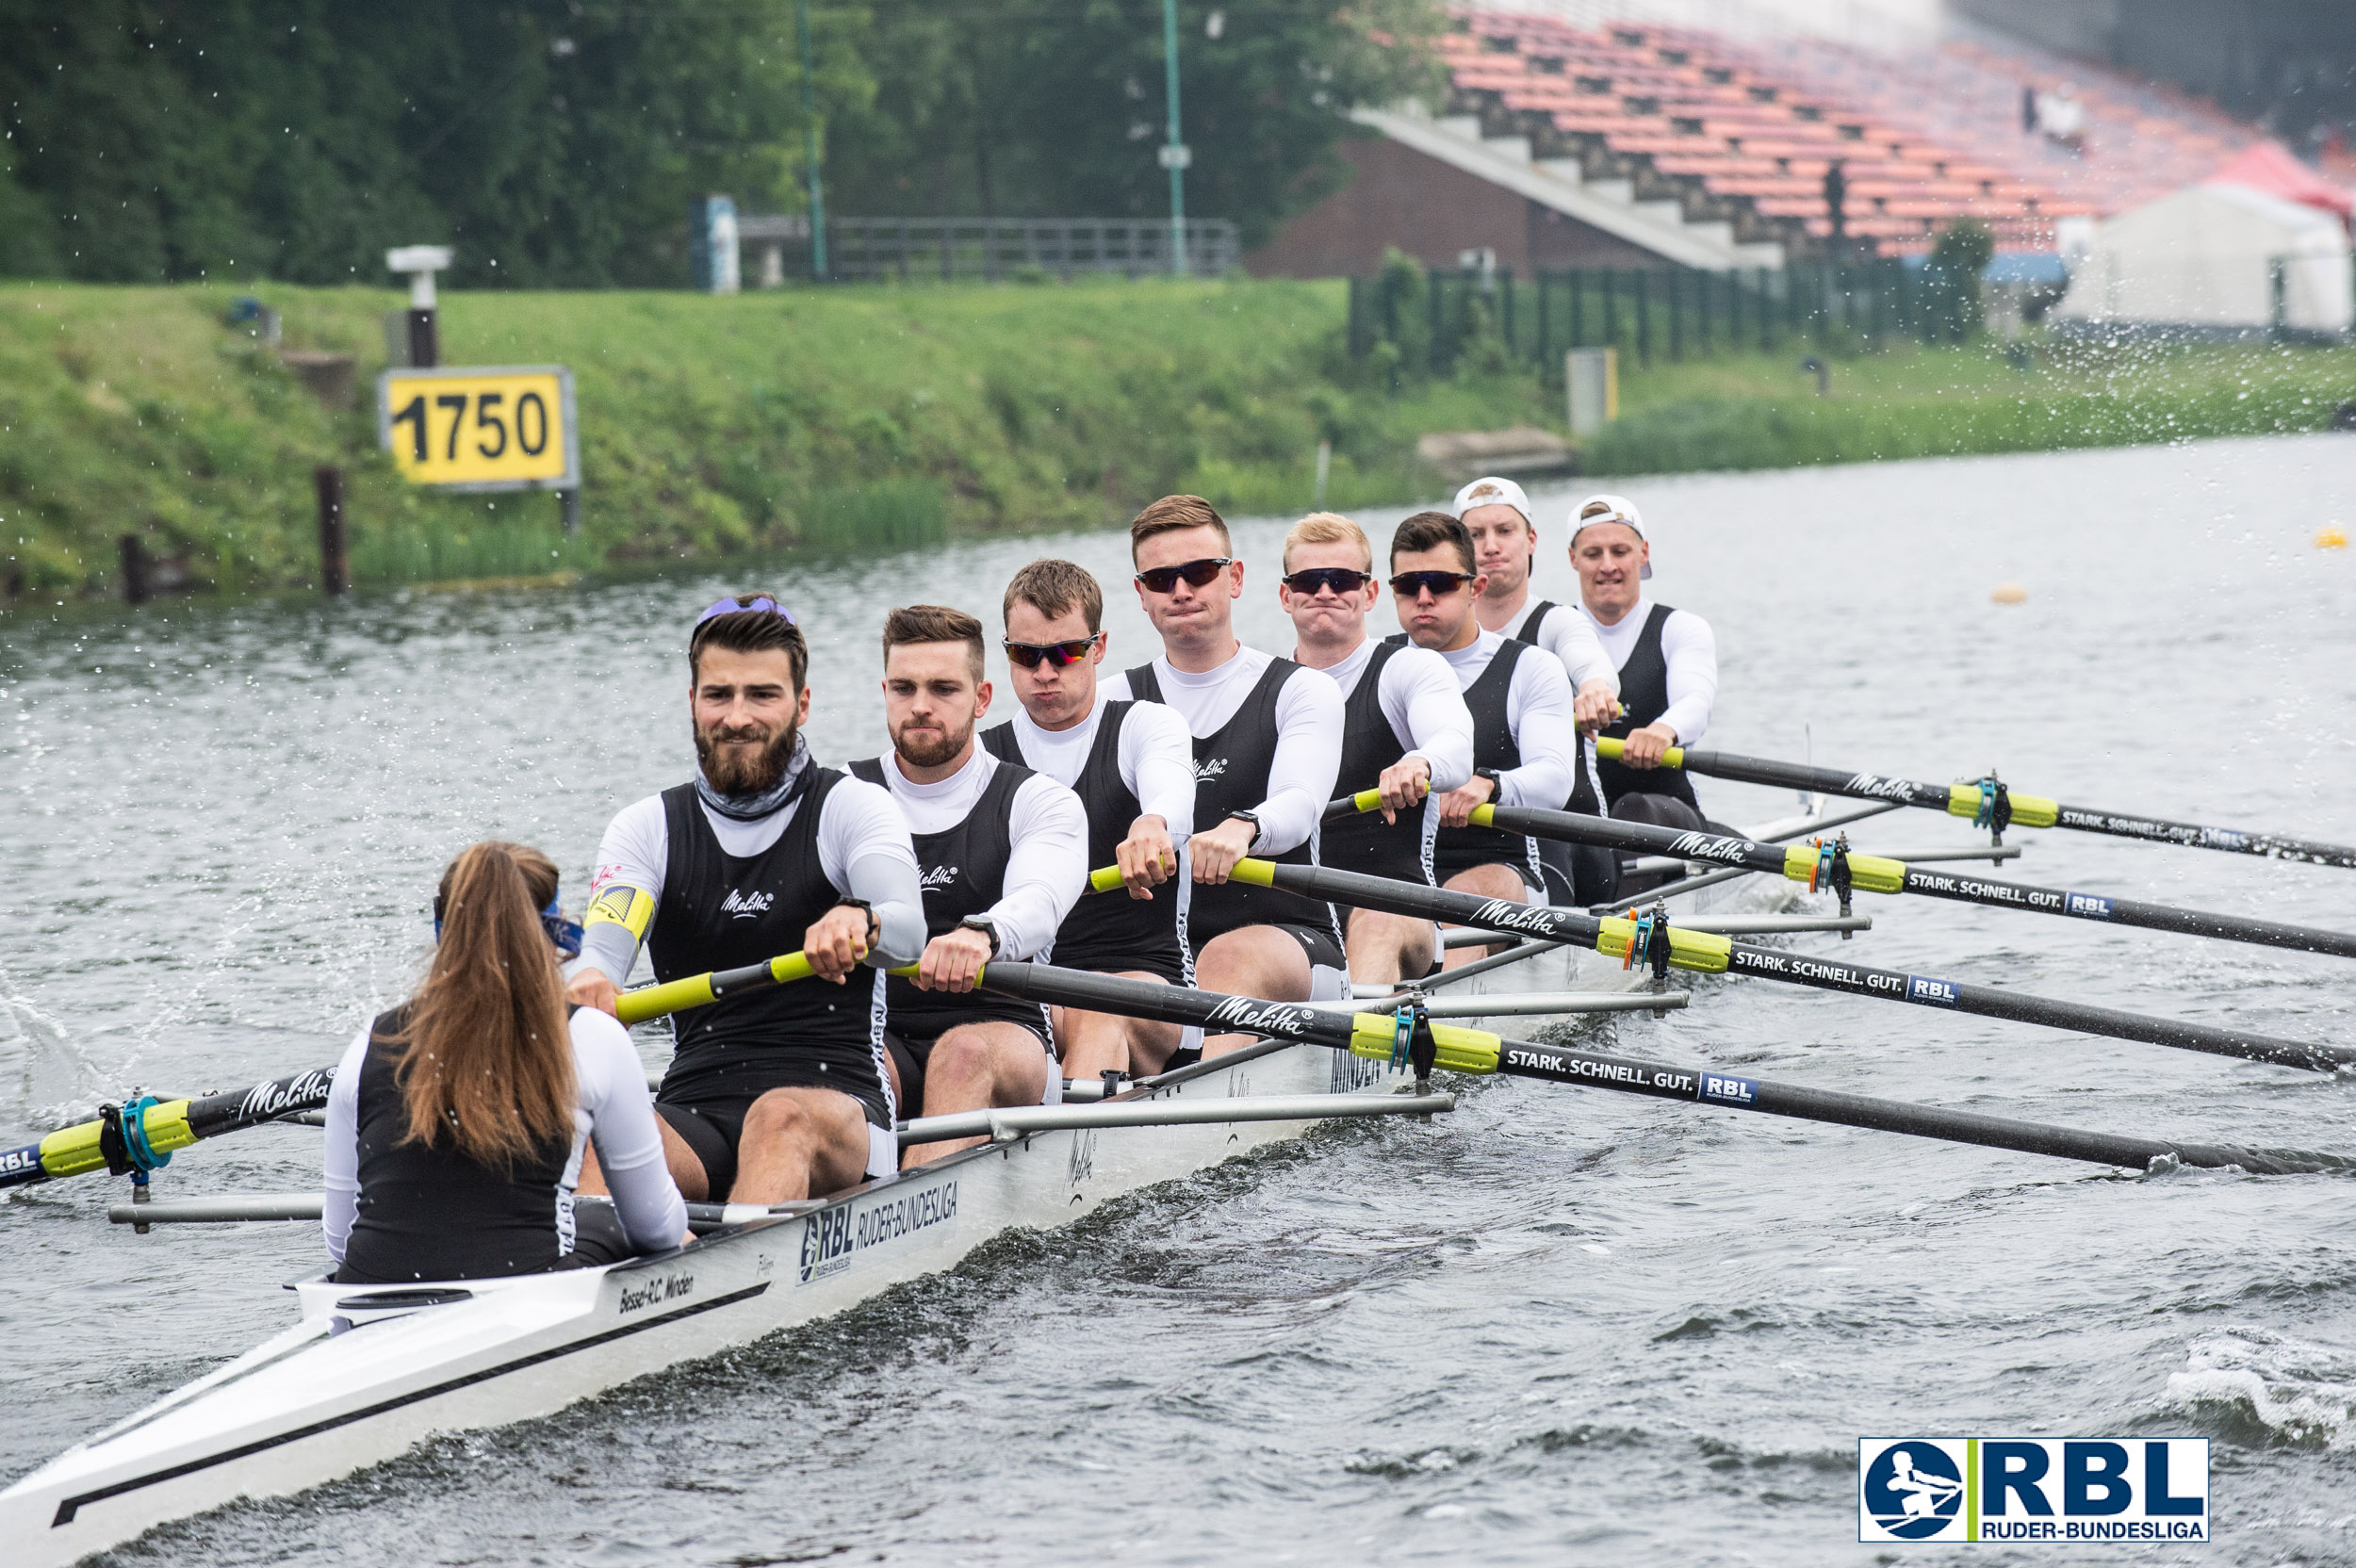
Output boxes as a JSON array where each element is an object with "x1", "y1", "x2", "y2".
[
  {"x1": 1159, "y1": 0, "x2": 1189, "y2": 277},
  {"x1": 799, "y1": 0, "x2": 828, "y2": 281}
]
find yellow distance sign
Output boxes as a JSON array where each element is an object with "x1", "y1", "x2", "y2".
[{"x1": 376, "y1": 365, "x2": 579, "y2": 491}]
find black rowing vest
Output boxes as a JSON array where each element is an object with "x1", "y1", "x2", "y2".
[
  {"x1": 1513, "y1": 598, "x2": 1612, "y2": 905},
  {"x1": 982, "y1": 703, "x2": 1186, "y2": 977},
  {"x1": 1123, "y1": 658, "x2": 1338, "y2": 949},
  {"x1": 339, "y1": 1004, "x2": 578, "y2": 1283},
  {"x1": 847, "y1": 755, "x2": 1051, "y2": 1040},
  {"x1": 648, "y1": 771, "x2": 891, "y2": 1114},
  {"x1": 1391, "y1": 633, "x2": 1546, "y2": 888},
  {"x1": 1320, "y1": 644, "x2": 1431, "y2": 885},
  {"x1": 1597, "y1": 602, "x2": 1700, "y2": 808}
]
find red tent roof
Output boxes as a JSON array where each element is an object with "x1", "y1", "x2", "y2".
[{"x1": 2209, "y1": 140, "x2": 2354, "y2": 219}]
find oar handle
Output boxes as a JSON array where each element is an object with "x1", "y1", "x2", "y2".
[
  {"x1": 1087, "y1": 854, "x2": 1284, "y2": 895},
  {"x1": 614, "y1": 950, "x2": 814, "y2": 1025},
  {"x1": 1593, "y1": 735, "x2": 1687, "y2": 769}
]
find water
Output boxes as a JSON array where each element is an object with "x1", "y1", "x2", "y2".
[{"x1": 4, "y1": 433, "x2": 2354, "y2": 1564}]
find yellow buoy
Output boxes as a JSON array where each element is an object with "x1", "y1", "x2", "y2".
[
  {"x1": 2319, "y1": 527, "x2": 2348, "y2": 549},
  {"x1": 1990, "y1": 582, "x2": 2028, "y2": 604}
]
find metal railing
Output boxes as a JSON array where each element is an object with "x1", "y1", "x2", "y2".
[
  {"x1": 734, "y1": 215, "x2": 1239, "y2": 284},
  {"x1": 1349, "y1": 260, "x2": 1988, "y2": 376}
]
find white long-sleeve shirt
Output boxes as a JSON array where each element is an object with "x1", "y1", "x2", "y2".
[
  {"x1": 866, "y1": 746, "x2": 1088, "y2": 962},
  {"x1": 1307, "y1": 639, "x2": 1476, "y2": 792},
  {"x1": 1436, "y1": 629, "x2": 1579, "y2": 811},
  {"x1": 568, "y1": 776, "x2": 924, "y2": 989},
  {"x1": 1003, "y1": 695, "x2": 1196, "y2": 838},
  {"x1": 323, "y1": 1008, "x2": 687, "y2": 1266},
  {"x1": 1584, "y1": 599, "x2": 1719, "y2": 745},
  {"x1": 1521, "y1": 601, "x2": 1620, "y2": 696},
  {"x1": 1102, "y1": 645, "x2": 1343, "y2": 857}
]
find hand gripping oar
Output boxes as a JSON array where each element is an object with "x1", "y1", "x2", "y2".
[
  {"x1": 973, "y1": 961, "x2": 2356, "y2": 1176},
  {"x1": 0, "y1": 952, "x2": 817, "y2": 1193},
  {"x1": 1337, "y1": 794, "x2": 2356, "y2": 961},
  {"x1": 1595, "y1": 737, "x2": 2356, "y2": 870},
  {"x1": 1209, "y1": 857, "x2": 2356, "y2": 1074}
]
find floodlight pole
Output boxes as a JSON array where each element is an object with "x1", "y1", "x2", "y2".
[
  {"x1": 1160, "y1": 0, "x2": 1187, "y2": 277},
  {"x1": 798, "y1": 0, "x2": 828, "y2": 281}
]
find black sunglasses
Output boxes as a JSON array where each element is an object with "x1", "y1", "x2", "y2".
[
  {"x1": 1389, "y1": 569, "x2": 1477, "y2": 596},
  {"x1": 1003, "y1": 634, "x2": 1102, "y2": 669},
  {"x1": 1134, "y1": 557, "x2": 1234, "y2": 594},
  {"x1": 1282, "y1": 566, "x2": 1374, "y2": 596}
]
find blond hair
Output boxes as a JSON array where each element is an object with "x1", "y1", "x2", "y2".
[
  {"x1": 1128, "y1": 495, "x2": 1231, "y2": 561},
  {"x1": 1281, "y1": 512, "x2": 1371, "y2": 572}
]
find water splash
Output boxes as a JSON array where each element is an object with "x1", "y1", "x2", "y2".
[
  {"x1": 2166, "y1": 1331, "x2": 2356, "y2": 1449},
  {"x1": 0, "y1": 990, "x2": 122, "y2": 1128}
]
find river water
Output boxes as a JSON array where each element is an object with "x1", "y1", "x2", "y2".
[{"x1": 4, "y1": 433, "x2": 2353, "y2": 1565}]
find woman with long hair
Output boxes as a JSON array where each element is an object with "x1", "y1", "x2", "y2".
[{"x1": 323, "y1": 841, "x2": 687, "y2": 1283}]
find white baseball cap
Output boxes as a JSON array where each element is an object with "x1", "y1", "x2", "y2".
[
  {"x1": 1569, "y1": 493, "x2": 1651, "y2": 579},
  {"x1": 1451, "y1": 475, "x2": 1532, "y2": 524}
]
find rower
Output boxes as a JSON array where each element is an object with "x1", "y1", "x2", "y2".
[
  {"x1": 325, "y1": 841, "x2": 688, "y2": 1284},
  {"x1": 1571, "y1": 493, "x2": 1721, "y2": 838},
  {"x1": 1455, "y1": 476, "x2": 1620, "y2": 905},
  {"x1": 1104, "y1": 495, "x2": 1349, "y2": 1057},
  {"x1": 566, "y1": 596, "x2": 926, "y2": 1204},
  {"x1": 1384, "y1": 512, "x2": 1581, "y2": 968},
  {"x1": 1280, "y1": 512, "x2": 1474, "y2": 988},
  {"x1": 981, "y1": 559, "x2": 1195, "y2": 1080},
  {"x1": 848, "y1": 605, "x2": 1088, "y2": 1167}
]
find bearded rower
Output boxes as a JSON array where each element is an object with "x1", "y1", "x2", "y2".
[
  {"x1": 567, "y1": 596, "x2": 925, "y2": 1203},
  {"x1": 1455, "y1": 476, "x2": 1621, "y2": 905},
  {"x1": 1280, "y1": 512, "x2": 1474, "y2": 988},
  {"x1": 1384, "y1": 512, "x2": 1581, "y2": 969},
  {"x1": 1570, "y1": 493, "x2": 1720, "y2": 835},
  {"x1": 981, "y1": 559, "x2": 1195, "y2": 1081},
  {"x1": 848, "y1": 605, "x2": 1088, "y2": 1167},
  {"x1": 1104, "y1": 495, "x2": 1349, "y2": 1057}
]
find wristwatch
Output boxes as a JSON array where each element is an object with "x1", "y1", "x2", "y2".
[
  {"x1": 1222, "y1": 809, "x2": 1263, "y2": 848},
  {"x1": 833, "y1": 897, "x2": 879, "y2": 946},
  {"x1": 1473, "y1": 767, "x2": 1505, "y2": 797},
  {"x1": 957, "y1": 913, "x2": 1003, "y2": 958}
]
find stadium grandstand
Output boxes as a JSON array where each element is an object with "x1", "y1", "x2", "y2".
[{"x1": 1252, "y1": 2, "x2": 2329, "y2": 277}]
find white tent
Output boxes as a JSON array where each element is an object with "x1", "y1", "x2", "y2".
[{"x1": 2054, "y1": 182, "x2": 2352, "y2": 334}]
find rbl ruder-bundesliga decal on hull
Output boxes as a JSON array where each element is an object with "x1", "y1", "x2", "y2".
[{"x1": 1858, "y1": 1437, "x2": 2209, "y2": 1544}]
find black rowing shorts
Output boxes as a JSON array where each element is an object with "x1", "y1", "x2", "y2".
[
  {"x1": 884, "y1": 1012, "x2": 1054, "y2": 1116},
  {"x1": 656, "y1": 1057, "x2": 892, "y2": 1200}
]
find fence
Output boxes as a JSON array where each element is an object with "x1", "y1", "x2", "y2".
[
  {"x1": 1348, "y1": 261, "x2": 1984, "y2": 378},
  {"x1": 734, "y1": 216, "x2": 1240, "y2": 285}
]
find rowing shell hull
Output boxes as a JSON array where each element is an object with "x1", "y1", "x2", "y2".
[{"x1": 1, "y1": 1042, "x2": 1399, "y2": 1566}]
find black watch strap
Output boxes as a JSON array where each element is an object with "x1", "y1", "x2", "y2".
[
  {"x1": 834, "y1": 897, "x2": 879, "y2": 945},
  {"x1": 1224, "y1": 809, "x2": 1263, "y2": 848},
  {"x1": 957, "y1": 913, "x2": 1003, "y2": 959}
]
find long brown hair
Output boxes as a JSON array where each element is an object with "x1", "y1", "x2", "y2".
[{"x1": 382, "y1": 841, "x2": 576, "y2": 1165}]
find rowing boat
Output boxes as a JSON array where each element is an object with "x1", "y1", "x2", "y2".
[
  {"x1": 0, "y1": 799, "x2": 1886, "y2": 1563},
  {"x1": 0, "y1": 1040, "x2": 1427, "y2": 1565}
]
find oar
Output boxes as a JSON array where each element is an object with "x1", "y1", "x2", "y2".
[
  {"x1": 973, "y1": 961, "x2": 2356, "y2": 1176},
  {"x1": 1207, "y1": 857, "x2": 2356, "y2": 1074},
  {"x1": 1327, "y1": 794, "x2": 2356, "y2": 961},
  {"x1": 0, "y1": 952, "x2": 818, "y2": 1193},
  {"x1": 1594, "y1": 738, "x2": 2356, "y2": 869},
  {"x1": 614, "y1": 950, "x2": 815, "y2": 1025}
]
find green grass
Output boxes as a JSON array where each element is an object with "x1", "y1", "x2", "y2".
[{"x1": 4, "y1": 276, "x2": 2352, "y2": 602}]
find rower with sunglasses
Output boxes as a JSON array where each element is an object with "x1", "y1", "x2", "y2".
[
  {"x1": 850, "y1": 604, "x2": 1088, "y2": 1168},
  {"x1": 1105, "y1": 495, "x2": 1350, "y2": 1055},
  {"x1": 1382, "y1": 513, "x2": 1582, "y2": 968},
  {"x1": 981, "y1": 559, "x2": 1197, "y2": 1080},
  {"x1": 565, "y1": 596, "x2": 926, "y2": 1205},
  {"x1": 1279, "y1": 513, "x2": 1475, "y2": 989}
]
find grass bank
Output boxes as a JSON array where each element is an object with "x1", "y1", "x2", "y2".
[
  {"x1": 4, "y1": 278, "x2": 2351, "y2": 602},
  {"x1": 0, "y1": 278, "x2": 1535, "y2": 600}
]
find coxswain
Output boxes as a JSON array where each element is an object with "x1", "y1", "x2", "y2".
[
  {"x1": 1104, "y1": 495, "x2": 1348, "y2": 1056},
  {"x1": 981, "y1": 560, "x2": 1195, "y2": 1081},
  {"x1": 1570, "y1": 493, "x2": 1720, "y2": 834},
  {"x1": 848, "y1": 605, "x2": 1088, "y2": 1166},
  {"x1": 1280, "y1": 512, "x2": 1474, "y2": 989},
  {"x1": 1385, "y1": 512, "x2": 1581, "y2": 968},
  {"x1": 1455, "y1": 477, "x2": 1621, "y2": 904},
  {"x1": 566, "y1": 596, "x2": 926, "y2": 1203},
  {"x1": 325, "y1": 841, "x2": 688, "y2": 1284}
]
